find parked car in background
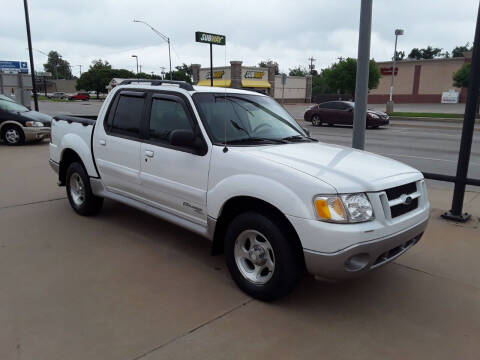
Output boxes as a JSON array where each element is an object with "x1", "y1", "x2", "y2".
[
  {"x1": 304, "y1": 101, "x2": 389, "y2": 128},
  {"x1": 49, "y1": 92, "x2": 68, "y2": 100},
  {"x1": 68, "y1": 92, "x2": 90, "y2": 101},
  {"x1": 0, "y1": 97, "x2": 51, "y2": 145},
  {"x1": 49, "y1": 80, "x2": 429, "y2": 300}
]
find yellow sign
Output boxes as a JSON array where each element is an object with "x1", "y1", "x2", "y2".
[
  {"x1": 206, "y1": 70, "x2": 225, "y2": 79},
  {"x1": 244, "y1": 71, "x2": 264, "y2": 79}
]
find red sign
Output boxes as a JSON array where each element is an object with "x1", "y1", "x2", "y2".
[{"x1": 381, "y1": 67, "x2": 398, "y2": 76}]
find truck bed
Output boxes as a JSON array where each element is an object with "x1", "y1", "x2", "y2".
[{"x1": 49, "y1": 115, "x2": 99, "y2": 178}]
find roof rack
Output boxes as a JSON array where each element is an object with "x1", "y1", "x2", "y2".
[{"x1": 118, "y1": 79, "x2": 194, "y2": 91}]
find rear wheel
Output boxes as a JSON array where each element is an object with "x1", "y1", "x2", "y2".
[
  {"x1": 66, "y1": 162, "x2": 103, "y2": 216},
  {"x1": 2, "y1": 125, "x2": 25, "y2": 146},
  {"x1": 311, "y1": 115, "x2": 321, "y2": 127},
  {"x1": 225, "y1": 212, "x2": 302, "y2": 301}
]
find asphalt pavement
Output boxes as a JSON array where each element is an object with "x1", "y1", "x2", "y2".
[{"x1": 1, "y1": 140, "x2": 480, "y2": 360}]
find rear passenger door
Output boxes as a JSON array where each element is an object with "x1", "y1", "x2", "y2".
[
  {"x1": 140, "y1": 93, "x2": 211, "y2": 226},
  {"x1": 93, "y1": 90, "x2": 146, "y2": 200}
]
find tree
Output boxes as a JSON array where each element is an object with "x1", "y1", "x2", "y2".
[
  {"x1": 164, "y1": 63, "x2": 193, "y2": 83},
  {"x1": 76, "y1": 60, "x2": 138, "y2": 98},
  {"x1": 453, "y1": 63, "x2": 470, "y2": 88},
  {"x1": 258, "y1": 60, "x2": 279, "y2": 75},
  {"x1": 288, "y1": 66, "x2": 308, "y2": 76},
  {"x1": 43, "y1": 51, "x2": 73, "y2": 79},
  {"x1": 394, "y1": 50, "x2": 405, "y2": 61},
  {"x1": 408, "y1": 46, "x2": 443, "y2": 60},
  {"x1": 452, "y1": 43, "x2": 473, "y2": 57},
  {"x1": 322, "y1": 57, "x2": 380, "y2": 97},
  {"x1": 311, "y1": 71, "x2": 332, "y2": 96}
]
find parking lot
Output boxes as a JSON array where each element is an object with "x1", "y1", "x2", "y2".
[{"x1": 1, "y1": 133, "x2": 480, "y2": 359}]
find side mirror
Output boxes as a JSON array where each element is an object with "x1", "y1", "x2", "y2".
[
  {"x1": 169, "y1": 129, "x2": 195, "y2": 147},
  {"x1": 302, "y1": 127, "x2": 310, "y2": 136}
]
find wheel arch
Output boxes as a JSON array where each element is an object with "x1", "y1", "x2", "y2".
[
  {"x1": 211, "y1": 196, "x2": 304, "y2": 269},
  {"x1": 58, "y1": 148, "x2": 85, "y2": 185},
  {"x1": 0, "y1": 120, "x2": 24, "y2": 134}
]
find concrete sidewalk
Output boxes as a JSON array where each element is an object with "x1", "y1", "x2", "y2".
[{"x1": 1, "y1": 144, "x2": 479, "y2": 360}]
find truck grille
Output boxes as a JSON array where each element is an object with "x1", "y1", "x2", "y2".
[{"x1": 384, "y1": 181, "x2": 419, "y2": 219}]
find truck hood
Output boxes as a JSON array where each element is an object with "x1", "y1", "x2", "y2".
[{"x1": 247, "y1": 142, "x2": 422, "y2": 193}]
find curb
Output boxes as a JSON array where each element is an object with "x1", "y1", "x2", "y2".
[{"x1": 390, "y1": 116, "x2": 480, "y2": 123}]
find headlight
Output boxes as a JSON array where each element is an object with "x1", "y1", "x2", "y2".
[
  {"x1": 25, "y1": 121, "x2": 44, "y2": 127},
  {"x1": 314, "y1": 193, "x2": 374, "y2": 223},
  {"x1": 369, "y1": 113, "x2": 379, "y2": 119}
]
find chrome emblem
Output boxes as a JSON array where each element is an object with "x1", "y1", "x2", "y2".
[{"x1": 399, "y1": 194, "x2": 413, "y2": 206}]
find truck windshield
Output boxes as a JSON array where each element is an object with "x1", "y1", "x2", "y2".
[{"x1": 193, "y1": 93, "x2": 307, "y2": 144}]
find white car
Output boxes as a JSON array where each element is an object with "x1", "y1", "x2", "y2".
[{"x1": 49, "y1": 80, "x2": 430, "y2": 300}]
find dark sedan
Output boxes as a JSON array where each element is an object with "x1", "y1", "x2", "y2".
[
  {"x1": 0, "y1": 98, "x2": 52, "y2": 145},
  {"x1": 304, "y1": 101, "x2": 389, "y2": 128}
]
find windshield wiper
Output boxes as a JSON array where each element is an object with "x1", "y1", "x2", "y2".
[
  {"x1": 227, "y1": 137, "x2": 287, "y2": 145},
  {"x1": 281, "y1": 135, "x2": 317, "y2": 142}
]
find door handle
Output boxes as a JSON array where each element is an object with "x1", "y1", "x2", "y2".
[
  {"x1": 99, "y1": 139, "x2": 106, "y2": 146},
  {"x1": 145, "y1": 150, "x2": 154, "y2": 158}
]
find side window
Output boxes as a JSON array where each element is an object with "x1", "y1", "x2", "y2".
[
  {"x1": 148, "y1": 98, "x2": 193, "y2": 143},
  {"x1": 109, "y1": 95, "x2": 144, "y2": 137}
]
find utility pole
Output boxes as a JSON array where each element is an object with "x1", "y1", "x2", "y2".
[
  {"x1": 139, "y1": 65, "x2": 142, "y2": 74},
  {"x1": 77, "y1": 64, "x2": 82, "y2": 77},
  {"x1": 352, "y1": 0, "x2": 373, "y2": 150},
  {"x1": 23, "y1": 0, "x2": 38, "y2": 111},
  {"x1": 308, "y1": 56, "x2": 316, "y2": 74}
]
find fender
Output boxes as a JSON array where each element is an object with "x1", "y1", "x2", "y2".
[
  {"x1": 0, "y1": 120, "x2": 24, "y2": 132},
  {"x1": 59, "y1": 133, "x2": 99, "y2": 177},
  {"x1": 208, "y1": 174, "x2": 313, "y2": 220}
]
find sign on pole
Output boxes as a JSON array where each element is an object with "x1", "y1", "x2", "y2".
[
  {"x1": 195, "y1": 32, "x2": 226, "y2": 46},
  {"x1": 0, "y1": 60, "x2": 28, "y2": 74},
  {"x1": 195, "y1": 31, "x2": 226, "y2": 87}
]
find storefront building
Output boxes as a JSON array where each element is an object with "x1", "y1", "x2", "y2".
[
  {"x1": 368, "y1": 52, "x2": 472, "y2": 104},
  {"x1": 191, "y1": 61, "x2": 312, "y2": 103}
]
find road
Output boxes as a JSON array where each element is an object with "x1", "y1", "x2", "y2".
[{"x1": 37, "y1": 100, "x2": 480, "y2": 188}]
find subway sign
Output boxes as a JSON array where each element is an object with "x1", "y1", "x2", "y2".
[
  {"x1": 206, "y1": 70, "x2": 225, "y2": 79},
  {"x1": 195, "y1": 31, "x2": 226, "y2": 46},
  {"x1": 244, "y1": 71, "x2": 265, "y2": 79}
]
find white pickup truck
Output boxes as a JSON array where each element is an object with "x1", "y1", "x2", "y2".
[{"x1": 49, "y1": 80, "x2": 429, "y2": 300}]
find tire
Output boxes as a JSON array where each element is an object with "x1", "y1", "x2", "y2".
[
  {"x1": 2, "y1": 125, "x2": 25, "y2": 146},
  {"x1": 311, "y1": 115, "x2": 321, "y2": 127},
  {"x1": 66, "y1": 162, "x2": 103, "y2": 216},
  {"x1": 225, "y1": 211, "x2": 303, "y2": 301}
]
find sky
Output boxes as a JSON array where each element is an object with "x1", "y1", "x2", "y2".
[{"x1": 1, "y1": 0, "x2": 478, "y2": 77}]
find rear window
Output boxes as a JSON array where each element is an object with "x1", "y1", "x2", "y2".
[{"x1": 109, "y1": 95, "x2": 144, "y2": 137}]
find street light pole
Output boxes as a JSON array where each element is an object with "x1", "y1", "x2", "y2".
[
  {"x1": 133, "y1": 19, "x2": 172, "y2": 80},
  {"x1": 386, "y1": 29, "x2": 404, "y2": 114},
  {"x1": 22, "y1": 0, "x2": 38, "y2": 111},
  {"x1": 131, "y1": 55, "x2": 138, "y2": 75}
]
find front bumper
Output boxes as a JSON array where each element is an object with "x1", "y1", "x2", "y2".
[
  {"x1": 303, "y1": 217, "x2": 428, "y2": 280},
  {"x1": 24, "y1": 126, "x2": 51, "y2": 141}
]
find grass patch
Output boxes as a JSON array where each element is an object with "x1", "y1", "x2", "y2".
[
  {"x1": 391, "y1": 112, "x2": 475, "y2": 119},
  {"x1": 37, "y1": 95, "x2": 69, "y2": 102}
]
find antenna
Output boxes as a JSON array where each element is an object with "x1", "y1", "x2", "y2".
[{"x1": 223, "y1": 42, "x2": 228, "y2": 153}]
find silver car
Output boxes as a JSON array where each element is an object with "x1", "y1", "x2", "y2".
[{"x1": 49, "y1": 92, "x2": 68, "y2": 100}]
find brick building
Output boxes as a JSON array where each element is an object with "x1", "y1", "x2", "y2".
[{"x1": 368, "y1": 52, "x2": 472, "y2": 104}]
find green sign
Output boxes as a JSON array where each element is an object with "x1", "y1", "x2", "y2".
[{"x1": 195, "y1": 31, "x2": 226, "y2": 46}]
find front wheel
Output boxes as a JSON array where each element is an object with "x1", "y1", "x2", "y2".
[
  {"x1": 66, "y1": 162, "x2": 103, "y2": 216},
  {"x1": 225, "y1": 212, "x2": 303, "y2": 301},
  {"x1": 2, "y1": 125, "x2": 25, "y2": 146}
]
